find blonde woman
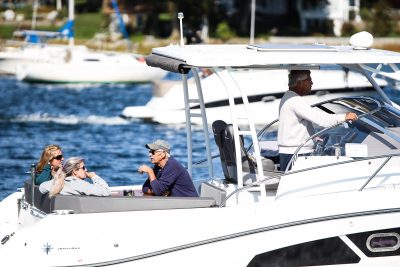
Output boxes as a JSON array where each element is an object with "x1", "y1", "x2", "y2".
[
  {"x1": 39, "y1": 157, "x2": 111, "y2": 197},
  {"x1": 35, "y1": 144, "x2": 64, "y2": 185}
]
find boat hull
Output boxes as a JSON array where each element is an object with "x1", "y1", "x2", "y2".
[
  {"x1": 1, "y1": 188, "x2": 400, "y2": 266},
  {"x1": 20, "y1": 61, "x2": 166, "y2": 83}
]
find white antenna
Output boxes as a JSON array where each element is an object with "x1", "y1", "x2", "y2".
[{"x1": 178, "y1": 12, "x2": 184, "y2": 46}]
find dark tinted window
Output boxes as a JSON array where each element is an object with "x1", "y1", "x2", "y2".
[{"x1": 247, "y1": 237, "x2": 360, "y2": 267}]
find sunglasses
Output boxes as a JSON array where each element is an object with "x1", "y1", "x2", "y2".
[
  {"x1": 53, "y1": 155, "x2": 63, "y2": 160},
  {"x1": 300, "y1": 77, "x2": 312, "y2": 82},
  {"x1": 78, "y1": 166, "x2": 86, "y2": 171},
  {"x1": 149, "y1": 149, "x2": 164, "y2": 155}
]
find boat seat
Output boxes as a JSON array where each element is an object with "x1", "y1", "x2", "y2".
[
  {"x1": 200, "y1": 182, "x2": 227, "y2": 206},
  {"x1": 212, "y1": 120, "x2": 277, "y2": 185},
  {"x1": 24, "y1": 180, "x2": 216, "y2": 214}
]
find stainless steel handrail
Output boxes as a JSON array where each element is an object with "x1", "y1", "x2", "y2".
[
  {"x1": 30, "y1": 163, "x2": 36, "y2": 208},
  {"x1": 359, "y1": 156, "x2": 392, "y2": 191}
]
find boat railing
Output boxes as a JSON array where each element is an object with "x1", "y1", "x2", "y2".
[
  {"x1": 183, "y1": 67, "x2": 213, "y2": 178},
  {"x1": 214, "y1": 67, "x2": 267, "y2": 199},
  {"x1": 359, "y1": 155, "x2": 393, "y2": 191}
]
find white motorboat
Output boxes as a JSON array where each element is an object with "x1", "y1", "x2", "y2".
[
  {"x1": 121, "y1": 66, "x2": 389, "y2": 125},
  {"x1": 2, "y1": 33, "x2": 400, "y2": 266},
  {"x1": 0, "y1": 44, "x2": 166, "y2": 83},
  {"x1": 13, "y1": 45, "x2": 166, "y2": 83}
]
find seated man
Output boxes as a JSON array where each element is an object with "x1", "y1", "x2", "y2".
[{"x1": 139, "y1": 139, "x2": 198, "y2": 197}]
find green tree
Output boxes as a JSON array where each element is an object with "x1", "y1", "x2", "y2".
[
  {"x1": 215, "y1": 21, "x2": 235, "y2": 41},
  {"x1": 371, "y1": 0, "x2": 394, "y2": 36}
]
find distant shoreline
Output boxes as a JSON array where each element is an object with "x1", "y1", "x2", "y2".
[{"x1": 1, "y1": 36, "x2": 400, "y2": 54}]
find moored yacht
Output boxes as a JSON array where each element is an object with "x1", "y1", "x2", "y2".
[
  {"x1": 1, "y1": 33, "x2": 400, "y2": 266},
  {"x1": 12, "y1": 45, "x2": 167, "y2": 83}
]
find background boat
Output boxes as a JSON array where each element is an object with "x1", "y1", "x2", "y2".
[
  {"x1": 121, "y1": 67, "x2": 389, "y2": 124},
  {"x1": 15, "y1": 46, "x2": 167, "y2": 83},
  {"x1": 0, "y1": 0, "x2": 166, "y2": 83}
]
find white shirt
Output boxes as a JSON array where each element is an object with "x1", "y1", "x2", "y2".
[{"x1": 278, "y1": 90, "x2": 346, "y2": 154}]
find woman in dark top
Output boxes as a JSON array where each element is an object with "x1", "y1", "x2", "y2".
[{"x1": 35, "y1": 144, "x2": 64, "y2": 185}]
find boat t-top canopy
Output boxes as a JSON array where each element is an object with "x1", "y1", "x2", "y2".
[
  {"x1": 146, "y1": 43, "x2": 400, "y2": 73},
  {"x1": 145, "y1": 39, "x2": 400, "y2": 195}
]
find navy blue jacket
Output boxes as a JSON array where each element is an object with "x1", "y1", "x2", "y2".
[{"x1": 142, "y1": 156, "x2": 198, "y2": 197}]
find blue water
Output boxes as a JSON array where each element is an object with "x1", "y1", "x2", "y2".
[
  {"x1": 1, "y1": 76, "x2": 400, "y2": 201},
  {"x1": 0, "y1": 77, "x2": 220, "y2": 201}
]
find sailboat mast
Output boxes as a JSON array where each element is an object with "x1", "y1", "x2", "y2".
[
  {"x1": 69, "y1": 0, "x2": 74, "y2": 47},
  {"x1": 31, "y1": 0, "x2": 38, "y2": 30}
]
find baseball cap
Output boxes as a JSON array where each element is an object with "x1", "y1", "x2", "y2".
[{"x1": 145, "y1": 139, "x2": 171, "y2": 153}]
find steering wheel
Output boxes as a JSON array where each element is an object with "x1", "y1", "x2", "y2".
[{"x1": 313, "y1": 133, "x2": 329, "y2": 156}]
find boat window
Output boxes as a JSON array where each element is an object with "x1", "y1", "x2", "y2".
[
  {"x1": 248, "y1": 236, "x2": 360, "y2": 266},
  {"x1": 316, "y1": 98, "x2": 380, "y2": 117},
  {"x1": 367, "y1": 233, "x2": 400, "y2": 252},
  {"x1": 368, "y1": 108, "x2": 400, "y2": 128},
  {"x1": 348, "y1": 227, "x2": 400, "y2": 257}
]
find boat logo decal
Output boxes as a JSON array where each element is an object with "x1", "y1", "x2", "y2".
[
  {"x1": 42, "y1": 242, "x2": 81, "y2": 255},
  {"x1": 42, "y1": 242, "x2": 53, "y2": 255},
  {"x1": 57, "y1": 246, "x2": 80, "y2": 251}
]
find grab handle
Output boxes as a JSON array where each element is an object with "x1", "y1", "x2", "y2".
[{"x1": 31, "y1": 163, "x2": 35, "y2": 208}]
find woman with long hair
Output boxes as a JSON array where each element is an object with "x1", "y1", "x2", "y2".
[
  {"x1": 39, "y1": 157, "x2": 110, "y2": 197},
  {"x1": 35, "y1": 144, "x2": 64, "y2": 185}
]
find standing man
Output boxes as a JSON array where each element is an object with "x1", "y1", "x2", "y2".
[
  {"x1": 278, "y1": 70, "x2": 358, "y2": 171},
  {"x1": 139, "y1": 139, "x2": 198, "y2": 197}
]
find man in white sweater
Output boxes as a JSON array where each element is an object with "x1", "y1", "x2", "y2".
[{"x1": 278, "y1": 70, "x2": 358, "y2": 172}]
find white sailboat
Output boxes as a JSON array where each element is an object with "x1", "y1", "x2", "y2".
[
  {"x1": 1, "y1": 32, "x2": 400, "y2": 266},
  {"x1": 0, "y1": 0, "x2": 166, "y2": 83}
]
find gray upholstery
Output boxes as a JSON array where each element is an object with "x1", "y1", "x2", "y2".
[
  {"x1": 200, "y1": 182, "x2": 227, "y2": 206},
  {"x1": 24, "y1": 180, "x2": 216, "y2": 214}
]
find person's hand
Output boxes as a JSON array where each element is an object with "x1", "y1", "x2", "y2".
[
  {"x1": 85, "y1": 171, "x2": 96, "y2": 179},
  {"x1": 345, "y1": 112, "x2": 358, "y2": 122},
  {"x1": 314, "y1": 136, "x2": 324, "y2": 142},
  {"x1": 51, "y1": 166, "x2": 63, "y2": 179},
  {"x1": 138, "y1": 165, "x2": 156, "y2": 181},
  {"x1": 138, "y1": 165, "x2": 151, "y2": 174}
]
